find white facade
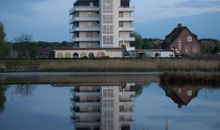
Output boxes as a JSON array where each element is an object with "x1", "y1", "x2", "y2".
[
  {"x1": 53, "y1": 48, "x2": 123, "y2": 58},
  {"x1": 70, "y1": 0, "x2": 135, "y2": 51},
  {"x1": 70, "y1": 83, "x2": 135, "y2": 130}
]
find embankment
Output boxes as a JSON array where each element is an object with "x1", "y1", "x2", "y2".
[{"x1": 0, "y1": 59, "x2": 219, "y2": 72}]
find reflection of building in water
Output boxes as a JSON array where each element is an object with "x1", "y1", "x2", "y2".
[
  {"x1": 70, "y1": 83, "x2": 135, "y2": 130},
  {"x1": 162, "y1": 86, "x2": 201, "y2": 108}
]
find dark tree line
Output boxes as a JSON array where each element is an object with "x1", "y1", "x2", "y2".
[{"x1": 0, "y1": 22, "x2": 9, "y2": 57}]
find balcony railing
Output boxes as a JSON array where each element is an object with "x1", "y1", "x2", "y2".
[
  {"x1": 71, "y1": 37, "x2": 100, "y2": 42},
  {"x1": 119, "y1": 6, "x2": 134, "y2": 12},
  {"x1": 75, "y1": 122, "x2": 100, "y2": 128},
  {"x1": 119, "y1": 17, "x2": 134, "y2": 21},
  {"x1": 70, "y1": 16, "x2": 100, "y2": 23},
  {"x1": 70, "y1": 6, "x2": 100, "y2": 14},
  {"x1": 119, "y1": 27, "x2": 135, "y2": 32},
  {"x1": 70, "y1": 26, "x2": 100, "y2": 32},
  {"x1": 119, "y1": 37, "x2": 135, "y2": 41}
]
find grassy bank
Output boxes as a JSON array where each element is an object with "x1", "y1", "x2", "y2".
[
  {"x1": 0, "y1": 74, "x2": 159, "y2": 85},
  {"x1": 0, "y1": 59, "x2": 219, "y2": 72}
]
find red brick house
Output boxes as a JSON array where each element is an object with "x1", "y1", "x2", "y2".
[
  {"x1": 163, "y1": 24, "x2": 201, "y2": 55},
  {"x1": 162, "y1": 86, "x2": 201, "y2": 108}
]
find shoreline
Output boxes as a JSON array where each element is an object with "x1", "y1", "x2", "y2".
[
  {"x1": 0, "y1": 72, "x2": 162, "y2": 77},
  {"x1": 0, "y1": 71, "x2": 219, "y2": 77}
]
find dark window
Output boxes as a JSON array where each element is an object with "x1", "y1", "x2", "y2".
[{"x1": 73, "y1": 53, "x2": 79, "y2": 58}]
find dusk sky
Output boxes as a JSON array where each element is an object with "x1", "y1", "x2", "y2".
[{"x1": 0, "y1": 0, "x2": 220, "y2": 42}]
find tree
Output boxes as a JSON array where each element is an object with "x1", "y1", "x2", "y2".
[
  {"x1": 134, "y1": 84, "x2": 143, "y2": 97},
  {"x1": 131, "y1": 32, "x2": 143, "y2": 49},
  {"x1": 13, "y1": 34, "x2": 33, "y2": 58},
  {"x1": 212, "y1": 44, "x2": 220, "y2": 54},
  {"x1": 0, "y1": 85, "x2": 7, "y2": 112},
  {"x1": 15, "y1": 84, "x2": 35, "y2": 97},
  {"x1": 0, "y1": 22, "x2": 8, "y2": 57}
]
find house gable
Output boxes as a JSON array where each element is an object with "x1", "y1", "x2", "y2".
[{"x1": 164, "y1": 24, "x2": 201, "y2": 54}]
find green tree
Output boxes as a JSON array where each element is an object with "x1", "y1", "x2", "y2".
[
  {"x1": 0, "y1": 86, "x2": 7, "y2": 112},
  {"x1": 212, "y1": 44, "x2": 220, "y2": 54},
  {"x1": 131, "y1": 32, "x2": 143, "y2": 49},
  {"x1": 134, "y1": 84, "x2": 143, "y2": 97},
  {"x1": 0, "y1": 22, "x2": 8, "y2": 57}
]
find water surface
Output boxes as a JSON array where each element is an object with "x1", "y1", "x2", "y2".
[{"x1": 0, "y1": 75, "x2": 219, "y2": 130}]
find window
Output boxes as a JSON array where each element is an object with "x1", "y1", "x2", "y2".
[
  {"x1": 103, "y1": 15, "x2": 113, "y2": 23},
  {"x1": 88, "y1": 52, "x2": 95, "y2": 58},
  {"x1": 73, "y1": 53, "x2": 79, "y2": 58},
  {"x1": 187, "y1": 36, "x2": 192, "y2": 42},
  {"x1": 57, "y1": 53, "x2": 63, "y2": 58},
  {"x1": 103, "y1": 89, "x2": 113, "y2": 98},
  {"x1": 103, "y1": 25, "x2": 113, "y2": 34},
  {"x1": 187, "y1": 90, "x2": 193, "y2": 96},
  {"x1": 103, "y1": 0, "x2": 113, "y2": 13},
  {"x1": 87, "y1": 22, "x2": 92, "y2": 27},
  {"x1": 119, "y1": 22, "x2": 123, "y2": 27},
  {"x1": 119, "y1": 12, "x2": 123, "y2": 18},
  {"x1": 86, "y1": 12, "x2": 92, "y2": 17},
  {"x1": 65, "y1": 53, "x2": 71, "y2": 58},
  {"x1": 178, "y1": 40, "x2": 182, "y2": 50},
  {"x1": 103, "y1": 35, "x2": 113, "y2": 44},
  {"x1": 86, "y1": 32, "x2": 93, "y2": 37}
]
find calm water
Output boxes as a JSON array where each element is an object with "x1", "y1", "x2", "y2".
[{"x1": 0, "y1": 77, "x2": 220, "y2": 130}]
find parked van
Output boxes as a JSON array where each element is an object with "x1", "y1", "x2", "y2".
[{"x1": 144, "y1": 49, "x2": 175, "y2": 58}]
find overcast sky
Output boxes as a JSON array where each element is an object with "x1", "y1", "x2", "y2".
[{"x1": 0, "y1": 0, "x2": 220, "y2": 41}]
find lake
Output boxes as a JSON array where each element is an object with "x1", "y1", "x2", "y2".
[{"x1": 0, "y1": 74, "x2": 220, "y2": 130}]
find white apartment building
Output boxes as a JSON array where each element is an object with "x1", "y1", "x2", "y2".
[
  {"x1": 70, "y1": 83, "x2": 135, "y2": 130},
  {"x1": 69, "y1": 0, "x2": 135, "y2": 51}
]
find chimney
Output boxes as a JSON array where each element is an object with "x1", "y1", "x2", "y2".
[{"x1": 177, "y1": 23, "x2": 182, "y2": 28}]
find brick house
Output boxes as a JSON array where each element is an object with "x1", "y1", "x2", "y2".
[
  {"x1": 163, "y1": 24, "x2": 201, "y2": 55},
  {"x1": 162, "y1": 86, "x2": 201, "y2": 108}
]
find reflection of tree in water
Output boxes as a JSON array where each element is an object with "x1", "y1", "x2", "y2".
[
  {"x1": 15, "y1": 84, "x2": 35, "y2": 96},
  {"x1": 0, "y1": 85, "x2": 7, "y2": 112},
  {"x1": 134, "y1": 84, "x2": 143, "y2": 97}
]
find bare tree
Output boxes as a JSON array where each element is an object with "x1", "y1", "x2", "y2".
[
  {"x1": 15, "y1": 84, "x2": 35, "y2": 97},
  {"x1": 13, "y1": 34, "x2": 33, "y2": 59}
]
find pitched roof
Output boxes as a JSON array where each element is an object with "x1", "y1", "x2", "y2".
[
  {"x1": 162, "y1": 87, "x2": 200, "y2": 108},
  {"x1": 164, "y1": 24, "x2": 197, "y2": 44}
]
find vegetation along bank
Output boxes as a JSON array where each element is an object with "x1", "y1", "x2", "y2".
[{"x1": 0, "y1": 59, "x2": 219, "y2": 72}]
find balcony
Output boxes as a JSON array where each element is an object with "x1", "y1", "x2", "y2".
[
  {"x1": 119, "y1": 37, "x2": 135, "y2": 42},
  {"x1": 119, "y1": 17, "x2": 134, "y2": 22},
  {"x1": 69, "y1": 6, "x2": 100, "y2": 14},
  {"x1": 73, "y1": 87, "x2": 101, "y2": 92},
  {"x1": 70, "y1": 16, "x2": 100, "y2": 23},
  {"x1": 75, "y1": 92, "x2": 100, "y2": 96},
  {"x1": 71, "y1": 37, "x2": 100, "y2": 42},
  {"x1": 119, "y1": 27, "x2": 135, "y2": 32},
  {"x1": 119, "y1": 6, "x2": 134, "y2": 12},
  {"x1": 70, "y1": 26, "x2": 100, "y2": 32},
  {"x1": 120, "y1": 102, "x2": 134, "y2": 106},
  {"x1": 75, "y1": 102, "x2": 100, "y2": 107},
  {"x1": 75, "y1": 122, "x2": 100, "y2": 129},
  {"x1": 75, "y1": 112, "x2": 100, "y2": 117}
]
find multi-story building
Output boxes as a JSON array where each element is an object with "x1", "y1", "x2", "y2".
[
  {"x1": 70, "y1": 83, "x2": 135, "y2": 130},
  {"x1": 69, "y1": 0, "x2": 135, "y2": 51}
]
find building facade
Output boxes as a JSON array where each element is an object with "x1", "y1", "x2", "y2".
[
  {"x1": 70, "y1": 83, "x2": 135, "y2": 130},
  {"x1": 53, "y1": 48, "x2": 124, "y2": 58},
  {"x1": 69, "y1": 0, "x2": 135, "y2": 51},
  {"x1": 163, "y1": 24, "x2": 201, "y2": 55}
]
